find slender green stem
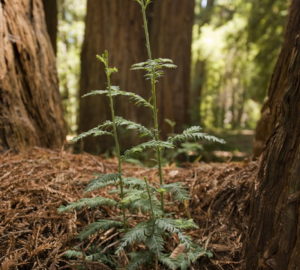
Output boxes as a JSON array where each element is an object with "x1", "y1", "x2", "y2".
[
  {"x1": 145, "y1": 178, "x2": 155, "y2": 220},
  {"x1": 140, "y1": 1, "x2": 165, "y2": 213},
  {"x1": 106, "y1": 67, "x2": 126, "y2": 226},
  {"x1": 141, "y1": 4, "x2": 152, "y2": 59}
]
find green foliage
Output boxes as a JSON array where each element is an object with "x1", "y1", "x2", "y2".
[
  {"x1": 59, "y1": 1, "x2": 224, "y2": 269},
  {"x1": 132, "y1": 58, "x2": 177, "y2": 82},
  {"x1": 123, "y1": 140, "x2": 174, "y2": 159},
  {"x1": 160, "y1": 183, "x2": 190, "y2": 202},
  {"x1": 83, "y1": 86, "x2": 153, "y2": 109},
  {"x1": 85, "y1": 173, "x2": 120, "y2": 192},
  {"x1": 168, "y1": 126, "x2": 226, "y2": 145},
  {"x1": 71, "y1": 127, "x2": 112, "y2": 142},
  {"x1": 114, "y1": 117, "x2": 153, "y2": 137},
  {"x1": 78, "y1": 220, "x2": 123, "y2": 240},
  {"x1": 58, "y1": 197, "x2": 117, "y2": 213}
]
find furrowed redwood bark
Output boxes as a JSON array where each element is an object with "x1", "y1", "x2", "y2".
[
  {"x1": 244, "y1": 1, "x2": 300, "y2": 269},
  {"x1": 0, "y1": 0, "x2": 66, "y2": 152}
]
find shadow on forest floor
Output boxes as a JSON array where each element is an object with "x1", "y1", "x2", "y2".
[{"x1": 0, "y1": 148, "x2": 257, "y2": 269}]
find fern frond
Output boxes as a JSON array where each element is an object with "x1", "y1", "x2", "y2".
[
  {"x1": 127, "y1": 251, "x2": 153, "y2": 270},
  {"x1": 173, "y1": 244, "x2": 213, "y2": 270},
  {"x1": 145, "y1": 232, "x2": 165, "y2": 255},
  {"x1": 168, "y1": 126, "x2": 225, "y2": 145},
  {"x1": 64, "y1": 250, "x2": 84, "y2": 259},
  {"x1": 122, "y1": 177, "x2": 146, "y2": 188},
  {"x1": 78, "y1": 220, "x2": 123, "y2": 240},
  {"x1": 109, "y1": 90, "x2": 153, "y2": 109},
  {"x1": 58, "y1": 197, "x2": 117, "y2": 213},
  {"x1": 155, "y1": 218, "x2": 192, "y2": 248},
  {"x1": 71, "y1": 127, "x2": 112, "y2": 142},
  {"x1": 173, "y1": 219, "x2": 199, "y2": 230},
  {"x1": 158, "y1": 255, "x2": 178, "y2": 270},
  {"x1": 85, "y1": 173, "x2": 120, "y2": 192},
  {"x1": 121, "y1": 188, "x2": 161, "y2": 215},
  {"x1": 123, "y1": 140, "x2": 174, "y2": 158},
  {"x1": 82, "y1": 90, "x2": 109, "y2": 98},
  {"x1": 125, "y1": 194, "x2": 162, "y2": 215},
  {"x1": 115, "y1": 116, "x2": 153, "y2": 137},
  {"x1": 116, "y1": 222, "x2": 149, "y2": 254},
  {"x1": 160, "y1": 183, "x2": 190, "y2": 201},
  {"x1": 131, "y1": 58, "x2": 177, "y2": 83}
]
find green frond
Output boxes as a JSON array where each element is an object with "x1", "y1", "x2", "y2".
[
  {"x1": 110, "y1": 90, "x2": 153, "y2": 109},
  {"x1": 64, "y1": 250, "x2": 84, "y2": 259},
  {"x1": 121, "y1": 188, "x2": 161, "y2": 215},
  {"x1": 158, "y1": 255, "x2": 178, "y2": 270},
  {"x1": 125, "y1": 195, "x2": 162, "y2": 215},
  {"x1": 131, "y1": 58, "x2": 177, "y2": 82},
  {"x1": 127, "y1": 251, "x2": 153, "y2": 270},
  {"x1": 160, "y1": 182, "x2": 190, "y2": 201},
  {"x1": 115, "y1": 116, "x2": 153, "y2": 137},
  {"x1": 71, "y1": 127, "x2": 112, "y2": 142},
  {"x1": 82, "y1": 90, "x2": 109, "y2": 98},
  {"x1": 116, "y1": 222, "x2": 149, "y2": 254},
  {"x1": 122, "y1": 177, "x2": 147, "y2": 188},
  {"x1": 173, "y1": 245, "x2": 213, "y2": 270},
  {"x1": 155, "y1": 218, "x2": 192, "y2": 248},
  {"x1": 168, "y1": 126, "x2": 225, "y2": 145},
  {"x1": 78, "y1": 220, "x2": 123, "y2": 240},
  {"x1": 85, "y1": 173, "x2": 120, "y2": 192},
  {"x1": 145, "y1": 232, "x2": 165, "y2": 255},
  {"x1": 123, "y1": 140, "x2": 174, "y2": 158},
  {"x1": 173, "y1": 219, "x2": 199, "y2": 230},
  {"x1": 58, "y1": 197, "x2": 117, "y2": 213}
]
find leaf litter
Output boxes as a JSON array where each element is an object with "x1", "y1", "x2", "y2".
[{"x1": 0, "y1": 147, "x2": 257, "y2": 269}]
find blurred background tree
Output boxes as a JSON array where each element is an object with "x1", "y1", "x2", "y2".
[{"x1": 54, "y1": 0, "x2": 288, "y2": 157}]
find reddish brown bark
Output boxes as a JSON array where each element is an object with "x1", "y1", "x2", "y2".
[
  {"x1": 0, "y1": 0, "x2": 66, "y2": 152},
  {"x1": 79, "y1": 0, "x2": 195, "y2": 153},
  {"x1": 244, "y1": 1, "x2": 300, "y2": 269},
  {"x1": 151, "y1": 0, "x2": 195, "y2": 135},
  {"x1": 78, "y1": 0, "x2": 149, "y2": 153},
  {"x1": 253, "y1": 1, "x2": 295, "y2": 157}
]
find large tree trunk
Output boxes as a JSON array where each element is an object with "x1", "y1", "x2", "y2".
[
  {"x1": 42, "y1": 0, "x2": 57, "y2": 54},
  {"x1": 78, "y1": 0, "x2": 149, "y2": 153},
  {"x1": 79, "y1": 0, "x2": 195, "y2": 153},
  {"x1": 151, "y1": 0, "x2": 195, "y2": 135},
  {"x1": 253, "y1": 3, "x2": 291, "y2": 158},
  {"x1": 244, "y1": 1, "x2": 300, "y2": 269},
  {"x1": 0, "y1": 0, "x2": 66, "y2": 152}
]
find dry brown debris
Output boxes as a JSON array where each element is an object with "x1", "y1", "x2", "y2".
[{"x1": 0, "y1": 147, "x2": 257, "y2": 269}]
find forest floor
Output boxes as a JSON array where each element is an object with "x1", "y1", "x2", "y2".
[{"x1": 0, "y1": 148, "x2": 257, "y2": 270}]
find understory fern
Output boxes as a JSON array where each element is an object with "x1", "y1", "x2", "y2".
[{"x1": 58, "y1": 0, "x2": 224, "y2": 269}]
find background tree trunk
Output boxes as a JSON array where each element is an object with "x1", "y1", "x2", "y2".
[
  {"x1": 0, "y1": 0, "x2": 66, "y2": 152},
  {"x1": 78, "y1": 0, "x2": 149, "y2": 153},
  {"x1": 42, "y1": 0, "x2": 58, "y2": 54},
  {"x1": 244, "y1": 1, "x2": 300, "y2": 268},
  {"x1": 151, "y1": 0, "x2": 195, "y2": 136},
  {"x1": 78, "y1": 0, "x2": 195, "y2": 153}
]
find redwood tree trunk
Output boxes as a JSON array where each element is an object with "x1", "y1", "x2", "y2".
[
  {"x1": 42, "y1": 0, "x2": 57, "y2": 54},
  {"x1": 79, "y1": 0, "x2": 195, "y2": 153},
  {"x1": 0, "y1": 0, "x2": 66, "y2": 152},
  {"x1": 78, "y1": 0, "x2": 149, "y2": 153},
  {"x1": 151, "y1": 0, "x2": 195, "y2": 135},
  {"x1": 244, "y1": 1, "x2": 300, "y2": 269}
]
